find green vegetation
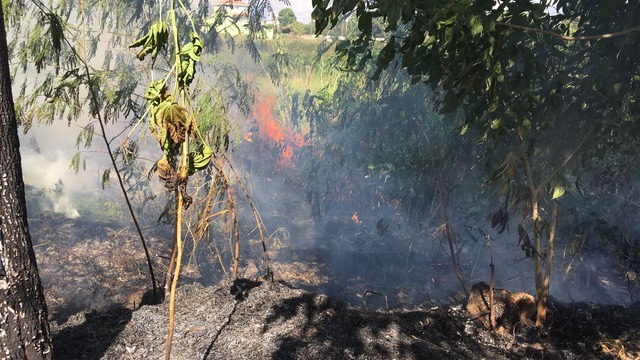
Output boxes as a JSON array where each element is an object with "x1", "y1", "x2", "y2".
[
  {"x1": 313, "y1": 0, "x2": 640, "y2": 326},
  {"x1": 2, "y1": 3, "x2": 640, "y2": 358},
  {"x1": 278, "y1": 7, "x2": 297, "y2": 28},
  {"x1": 4, "y1": 1, "x2": 279, "y2": 357}
]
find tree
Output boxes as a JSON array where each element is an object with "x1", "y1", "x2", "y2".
[
  {"x1": 278, "y1": 7, "x2": 297, "y2": 28},
  {"x1": 290, "y1": 21, "x2": 309, "y2": 35},
  {"x1": 0, "y1": 3, "x2": 52, "y2": 358},
  {"x1": 313, "y1": 0, "x2": 640, "y2": 326}
]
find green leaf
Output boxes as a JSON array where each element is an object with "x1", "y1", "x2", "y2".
[
  {"x1": 358, "y1": 13, "x2": 372, "y2": 36},
  {"x1": 424, "y1": 35, "x2": 436, "y2": 46},
  {"x1": 440, "y1": 91, "x2": 458, "y2": 114},
  {"x1": 69, "y1": 152, "x2": 80, "y2": 174},
  {"x1": 437, "y1": 17, "x2": 455, "y2": 29},
  {"x1": 101, "y1": 169, "x2": 111, "y2": 189},
  {"x1": 335, "y1": 39, "x2": 351, "y2": 53},
  {"x1": 552, "y1": 184, "x2": 565, "y2": 199},
  {"x1": 469, "y1": 15, "x2": 483, "y2": 37},
  {"x1": 460, "y1": 123, "x2": 469, "y2": 135},
  {"x1": 75, "y1": 124, "x2": 94, "y2": 149},
  {"x1": 612, "y1": 82, "x2": 623, "y2": 95}
]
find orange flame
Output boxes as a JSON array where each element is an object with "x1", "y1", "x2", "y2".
[
  {"x1": 253, "y1": 97, "x2": 285, "y2": 143},
  {"x1": 292, "y1": 133, "x2": 305, "y2": 148},
  {"x1": 252, "y1": 96, "x2": 306, "y2": 169},
  {"x1": 352, "y1": 212, "x2": 361, "y2": 224}
]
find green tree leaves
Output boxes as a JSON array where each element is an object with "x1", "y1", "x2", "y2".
[
  {"x1": 313, "y1": 0, "x2": 640, "y2": 325},
  {"x1": 278, "y1": 7, "x2": 297, "y2": 28}
]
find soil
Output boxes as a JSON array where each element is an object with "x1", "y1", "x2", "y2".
[
  {"x1": 50, "y1": 279, "x2": 640, "y2": 360},
  {"x1": 31, "y1": 214, "x2": 640, "y2": 359}
]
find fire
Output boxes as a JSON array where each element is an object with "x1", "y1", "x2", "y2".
[
  {"x1": 292, "y1": 133, "x2": 305, "y2": 148},
  {"x1": 253, "y1": 96, "x2": 285, "y2": 143},
  {"x1": 251, "y1": 96, "x2": 306, "y2": 169},
  {"x1": 243, "y1": 131, "x2": 253, "y2": 142},
  {"x1": 280, "y1": 144, "x2": 294, "y2": 163},
  {"x1": 352, "y1": 212, "x2": 361, "y2": 224}
]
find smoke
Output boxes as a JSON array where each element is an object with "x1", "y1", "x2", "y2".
[
  {"x1": 233, "y1": 75, "x2": 640, "y2": 310},
  {"x1": 19, "y1": 121, "x2": 112, "y2": 219},
  {"x1": 21, "y1": 148, "x2": 81, "y2": 219}
]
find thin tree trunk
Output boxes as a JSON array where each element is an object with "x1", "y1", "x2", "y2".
[
  {"x1": 488, "y1": 238, "x2": 497, "y2": 331},
  {"x1": 517, "y1": 128, "x2": 546, "y2": 326},
  {"x1": 538, "y1": 200, "x2": 559, "y2": 325},
  {"x1": 0, "y1": 5, "x2": 52, "y2": 358},
  {"x1": 439, "y1": 182, "x2": 469, "y2": 297}
]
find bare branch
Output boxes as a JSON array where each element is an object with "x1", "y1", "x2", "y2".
[{"x1": 496, "y1": 22, "x2": 640, "y2": 41}]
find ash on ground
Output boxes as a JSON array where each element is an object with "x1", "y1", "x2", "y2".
[
  {"x1": 50, "y1": 279, "x2": 640, "y2": 360},
  {"x1": 31, "y1": 214, "x2": 640, "y2": 359}
]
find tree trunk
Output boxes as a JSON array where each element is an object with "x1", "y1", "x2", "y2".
[
  {"x1": 533, "y1": 216, "x2": 545, "y2": 326},
  {"x1": 438, "y1": 178, "x2": 469, "y2": 297},
  {"x1": 0, "y1": 5, "x2": 52, "y2": 358},
  {"x1": 517, "y1": 128, "x2": 548, "y2": 327},
  {"x1": 538, "y1": 200, "x2": 559, "y2": 325}
]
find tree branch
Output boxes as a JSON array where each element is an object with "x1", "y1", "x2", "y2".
[
  {"x1": 536, "y1": 131, "x2": 591, "y2": 194},
  {"x1": 496, "y1": 22, "x2": 640, "y2": 41}
]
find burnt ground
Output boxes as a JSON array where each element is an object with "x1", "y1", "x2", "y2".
[{"x1": 31, "y1": 213, "x2": 640, "y2": 359}]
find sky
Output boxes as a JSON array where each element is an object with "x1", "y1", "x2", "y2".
[{"x1": 271, "y1": 0, "x2": 313, "y2": 23}]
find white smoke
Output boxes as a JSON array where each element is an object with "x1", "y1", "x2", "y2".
[
  {"x1": 21, "y1": 148, "x2": 83, "y2": 219},
  {"x1": 19, "y1": 119, "x2": 112, "y2": 219}
]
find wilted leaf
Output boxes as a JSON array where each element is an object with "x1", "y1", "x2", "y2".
[
  {"x1": 157, "y1": 156, "x2": 173, "y2": 181},
  {"x1": 188, "y1": 144, "x2": 213, "y2": 174},
  {"x1": 144, "y1": 79, "x2": 169, "y2": 107},
  {"x1": 155, "y1": 102, "x2": 192, "y2": 144},
  {"x1": 178, "y1": 33, "x2": 204, "y2": 86},
  {"x1": 627, "y1": 271, "x2": 637, "y2": 281},
  {"x1": 129, "y1": 21, "x2": 169, "y2": 62}
]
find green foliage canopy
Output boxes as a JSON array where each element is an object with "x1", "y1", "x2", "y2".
[
  {"x1": 312, "y1": 0, "x2": 640, "y2": 162},
  {"x1": 278, "y1": 7, "x2": 297, "y2": 27},
  {"x1": 312, "y1": 0, "x2": 640, "y2": 325}
]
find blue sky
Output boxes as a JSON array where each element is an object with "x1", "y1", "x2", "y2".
[{"x1": 272, "y1": 1, "x2": 313, "y2": 23}]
